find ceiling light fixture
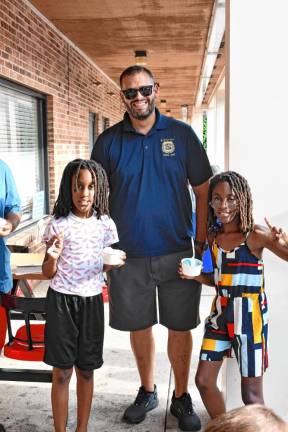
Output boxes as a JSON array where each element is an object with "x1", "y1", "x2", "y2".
[{"x1": 135, "y1": 50, "x2": 147, "y2": 65}]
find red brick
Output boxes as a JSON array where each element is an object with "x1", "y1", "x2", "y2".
[{"x1": 0, "y1": 0, "x2": 124, "y2": 206}]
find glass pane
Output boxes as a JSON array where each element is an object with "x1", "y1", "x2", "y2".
[{"x1": 0, "y1": 86, "x2": 44, "y2": 222}]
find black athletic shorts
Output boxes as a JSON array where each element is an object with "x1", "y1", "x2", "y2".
[
  {"x1": 107, "y1": 249, "x2": 202, "y2": 332},
  {"x1": 44, "y1": 288, "x2": 104, "y2": 370}
]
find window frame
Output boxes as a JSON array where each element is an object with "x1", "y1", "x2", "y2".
[{"x1": 0, "y1": 77, "x2": 49, "y2": 229}]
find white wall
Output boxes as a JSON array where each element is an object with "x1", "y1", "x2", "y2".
[
  {"x1": 227, "y1": 0, "x2": 288, "y2": 418},
  {"x1": 191, "y1": 108, "x2": 203, "y2": 141},
  {"x1": 206, "y1": 78, "x2": 225, "y2": 170}
]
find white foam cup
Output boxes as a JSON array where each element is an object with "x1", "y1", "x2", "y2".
[
  {"x1": 102, "y1": 247, "x2": 125, "y2": 265},
  {"x1": 0, "y1": 217, "x2": 6, "y2": 228},
  {"x1": 181, "y1": 257, "x2": 202, "y2": 277}
]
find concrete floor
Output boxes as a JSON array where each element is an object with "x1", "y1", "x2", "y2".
[{"x1": 0, "y1": 285, "x2": 213, "y2": 432}]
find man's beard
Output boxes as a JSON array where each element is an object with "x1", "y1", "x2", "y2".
[{"x1": 125, "y1": 97, "x2": 156, "y2": 120}]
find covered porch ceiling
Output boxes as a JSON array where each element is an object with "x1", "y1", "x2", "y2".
[{"x1": 29, "y1": 0, "x2": 225, "y2": 121}]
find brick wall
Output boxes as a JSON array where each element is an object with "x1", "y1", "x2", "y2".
[{"x1": 0, "y1": 0, "x2": 124, "y2": 209}]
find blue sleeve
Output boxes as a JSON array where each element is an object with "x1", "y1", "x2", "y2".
[
  {"x1": 186, "y1": 127, "x2": 212, "y2": 186},
  {"x1": 4, "y1": 164, "x2": 21, "y2": 216}
]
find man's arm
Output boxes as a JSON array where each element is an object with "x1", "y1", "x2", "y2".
[
  {"x1": 0, "y1": 162, "x2": 21, "y2": 237},
  {"x1": 193, "y1": 180, "x2": 210, "y2": 256}
]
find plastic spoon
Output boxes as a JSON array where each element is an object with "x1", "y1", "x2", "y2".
[{"x1": 47, "y1": 239, "x2": 58, "y2": 259}]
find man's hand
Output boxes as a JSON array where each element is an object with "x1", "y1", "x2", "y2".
[{"x1": 0, "y1": 220, "x2": 13, "y2": 238}]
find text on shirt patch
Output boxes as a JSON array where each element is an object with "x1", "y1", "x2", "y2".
[{"x1": 161, "y1": 138, "x2": 175, "y2": 157}]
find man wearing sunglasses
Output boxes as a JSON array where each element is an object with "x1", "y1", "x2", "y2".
[{"x1": 91, "y1": 65, "x2": 212, "y2": 432}]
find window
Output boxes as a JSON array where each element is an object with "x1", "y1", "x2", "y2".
[
  {"x1": 89, "y1": 112, "x2": 98, "y2": 151},
  {"x1": 0, "y1": 79, "x2": 47, "y2": 225},
  {"x1": 102, "y1": 116, "x2": 110, "y2": 131}
]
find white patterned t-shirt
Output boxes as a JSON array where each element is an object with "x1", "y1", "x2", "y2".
[{"x1": 43, "y1": 212, "x2": 119, "y2": 297}]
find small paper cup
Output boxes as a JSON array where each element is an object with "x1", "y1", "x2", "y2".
[
  {"x1": 181, "y1": 257, "x2": 202, "y2": 277},
  {"x1": 103, "y1": 247, "x2": 125, "y2": 265},
  {"x1": 0, "y1": 217, "x2": 6, "y2": 228}
]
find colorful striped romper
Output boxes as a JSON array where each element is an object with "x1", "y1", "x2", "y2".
[{"x1": 200, "y1": 236, "x2": 269, "y2": 377}]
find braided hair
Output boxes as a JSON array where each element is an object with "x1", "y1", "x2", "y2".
[
  {"x1": 208, "y1": 171, "x2": 254, "y2": 234},
  {"x1": 53, "y1": 159, "x2": 110, "y2": 219}
]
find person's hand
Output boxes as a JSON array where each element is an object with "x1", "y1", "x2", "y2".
[
  {"x1": 103, "y1": 252, "x2": 126, "y2": 272},
  {"x1": 265, "y1": 217, "x2": 288, "y2": 245},
  {"x1": 0, "y1": 220, "x2": 13, "y2": 238},
  {"x1": 46, "y1": 233, "x2": 64, "y2": 259}
]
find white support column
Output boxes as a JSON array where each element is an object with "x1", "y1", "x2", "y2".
[
  {"x1": 191, "y1": 108, "x2": 203, "y2": 142},
  {"x1": 206, "y1": 79, "x2": 225, "y2": 170},
  {"x1": 226, "y1": 0, "x2": 288, "y2": 418}
]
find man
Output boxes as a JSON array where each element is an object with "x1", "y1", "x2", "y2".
[
  {"x1": 0, "y1": 159, "x2": 21, "y2": 432},
  {"x1": 0, "y1": 159, "x2": 21, "y2": 293},
  {"x1": 91, "y1": 65, "x2": 212, "y2": 432}
]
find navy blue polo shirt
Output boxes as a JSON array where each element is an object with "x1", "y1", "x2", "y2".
[{"x1": 91, "y1": 109, "x2": 212, "y2": 257}]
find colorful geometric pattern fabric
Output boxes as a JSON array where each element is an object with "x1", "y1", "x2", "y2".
[{"x1": 200, "y1": 239, "x2": 268, "y2": 377}]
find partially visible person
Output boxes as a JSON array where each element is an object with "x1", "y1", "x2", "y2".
[
  {"x1": 92, "y1": 65, "x2": 212, "y2": 432},
  {"x1": 203, "y1": 404, "x2": 288, "y2": 432},
  {"x1": 0, "y1": 159, "x2": 21, "y2": 432},
  {"x1": 42, "y1": 159, "x2": 125, "y2": 432},
  {"x1": 179, "y1": 171, "x2": 288, "y2": 419},
  {"x1": 0, "y1": 159, "x2": 21, "y2": 293}
]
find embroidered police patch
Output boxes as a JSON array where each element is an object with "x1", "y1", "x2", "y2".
[{"x1": 161, "y1": 139, "x2": 175, "y2": 156}]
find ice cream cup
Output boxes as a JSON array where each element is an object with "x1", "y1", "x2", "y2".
[
  {"x1": 102, "y1": 247, "x2": 125, "y2": 265},
  {"x1": 0, "y1": 217, "x2": 7, "y2": 228},
  {"x1": 181, "y1": 257, "x2": 202, "y2": 277}
]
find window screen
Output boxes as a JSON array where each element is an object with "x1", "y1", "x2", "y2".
[{"x1": 0, "y1": 82, "x2": 47, "y2": 224}]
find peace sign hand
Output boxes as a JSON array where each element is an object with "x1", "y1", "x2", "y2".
[{"x1": 264, "y1": 217, "x2": 288, "y2": 245}]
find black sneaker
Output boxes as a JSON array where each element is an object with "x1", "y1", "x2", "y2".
[
  {"x1": 123, "y1": 385, "x2": 159, "y2": 424},
  {"x1": 170, "y1": 391, "x2": 201, "y2": 431}
]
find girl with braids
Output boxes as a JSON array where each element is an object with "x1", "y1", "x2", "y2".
[
  {"x1": 179, "y1": 170, "x2": 288, "y2": 419},
  {"x1": 42, "y1": 159, "x2": 124, "y2": 432}
]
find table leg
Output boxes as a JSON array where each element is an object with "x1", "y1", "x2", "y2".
[{"x1": 14, "y1": 280, "x2": 35, "y2": 298}]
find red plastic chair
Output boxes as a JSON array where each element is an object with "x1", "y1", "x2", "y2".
[
  {"x1": 0, "y1": 294, "x2": 52, "y2": 382},
  {"x1": 102, "y1": 284, "x2": 109, "y2": 303}
]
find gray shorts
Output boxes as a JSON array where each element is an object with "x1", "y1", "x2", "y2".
[{"x1": 107, "y1": 249, "x2": 202, "y2": 331}]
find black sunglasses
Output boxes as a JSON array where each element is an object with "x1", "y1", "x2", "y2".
[{"x1": 121, "y1": 85, "x2": 154, "y2": 100}]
